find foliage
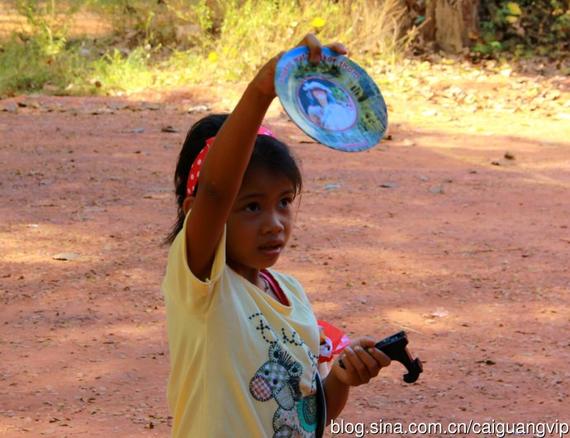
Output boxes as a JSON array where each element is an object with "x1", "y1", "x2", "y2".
[
  {"x1": 0, "y1": 0, "x2": 90, "y2": 95},
  {"x1": 90, "y1": 47, "x2": 156, "y2": 93},
  {"x1": 189, "y1": 0, "x2": 414, "y2": 79},
  {"x1": 475, "y1": 0, "x2": 569, "y2": 58},
  {"x1": 0, "y1": 36, "x2": 86, "y2": 94},
  {"x1": 0, "y1": 0, "x2": 416, "y2": 96},
  {"x1": 89, "y1": 0, "x2": 181, "y2": 48}
]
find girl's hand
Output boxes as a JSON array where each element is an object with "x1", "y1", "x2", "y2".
[
  {"x1": 250, "y1": 33, "x2": 349, "y2": 99},
  {"x1": 330, "y1": 337, "x2": 391, "y2": 387}
]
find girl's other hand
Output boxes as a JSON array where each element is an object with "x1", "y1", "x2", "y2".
[
  {"x1": 330, "y1": 337, "x2": 391, "y2": 387},
  {"x1": 250, "y1": 33, "x2": 349, "y2": 99}
]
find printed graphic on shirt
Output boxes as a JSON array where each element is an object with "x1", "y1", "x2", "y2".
[{"x1": 248, "y1": 313, "x2": 318, "y2": 438}]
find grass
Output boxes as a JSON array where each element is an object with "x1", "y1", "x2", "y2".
[
  {"x1": 0, "y1": 0, "x2": 412, "y2": 97},
  {"x1": 0, "y1": 35, "x2": 89, "y2": 94}
]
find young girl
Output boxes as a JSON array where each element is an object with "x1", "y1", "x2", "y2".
[{"x1": 162, "y1": 34, "x2": 391, "y2": 437}]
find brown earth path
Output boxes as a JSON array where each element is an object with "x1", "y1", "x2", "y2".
[{"x1": 1, "y1": 79, "x2": 569, "y2": 437}]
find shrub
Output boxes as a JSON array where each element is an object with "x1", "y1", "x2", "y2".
[{"x1": 478, "y1": 0, "x2": 569, "y2": 58}]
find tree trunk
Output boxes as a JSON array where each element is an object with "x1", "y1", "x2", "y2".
[{"x1": 424, "y1": 0, "x2": 480, "y2": 53}]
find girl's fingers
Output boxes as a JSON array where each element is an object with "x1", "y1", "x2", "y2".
[
  {"x1": 296, "y1": 33, "x2": 323, "y2": 64},
  {"x1": 354, "y1": 346, "x2": 382, "y2": 383},
  {"x1": 306, "y1": 35, "x2": 323, "y2": 64},
  {"x1": 334, "y1": 338, "x2": 392, "y2": 385},
  {"x1": 357, "y1": 337, "x2": 377, "y2": 349},
  {"x1": 335, "y1": 353, "x2": 354, "y2": 381},
  {"x1": 343, "y1": 347, "x2": 371, "y2": 383},
  {"x1": 296, "y1": 33, "x2": 317, "y2": 47},
  {"x1": 368, "y1": 348, "x2": 391, "y2": 368},
  {"x1": 354, "y1": 345, "x2": 381, "y2": 376},
  {"x1": 325, "y1": 42, "x2": 349, "y2": 56},
  {"x1": 358, "y1": 337, "x2": 391, "y2": 369},
  {"x1": 294, "y1": 34, "x2": 348, "y2": 64}
]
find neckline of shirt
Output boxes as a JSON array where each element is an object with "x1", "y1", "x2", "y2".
[{"x1": 227, "y1": 266, "x2": 293, "y2": 311}]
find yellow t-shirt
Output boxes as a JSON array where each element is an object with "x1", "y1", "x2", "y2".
[{"x1": 162, "y1": 217, "x2": 320, "y2": 438}]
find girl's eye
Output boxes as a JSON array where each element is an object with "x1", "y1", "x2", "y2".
[
  {"x1": 245, "y1": 202, "x2": 261, "y2": 212},
  {"x1": 279, "y1": 197, "x2": 293, "y2": 208}
]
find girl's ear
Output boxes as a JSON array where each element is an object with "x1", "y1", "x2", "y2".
[{"x1": 183, "y1": 196, "x2": 195, "y2": 214}]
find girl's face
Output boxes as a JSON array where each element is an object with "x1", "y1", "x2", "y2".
[
  {"x1": 226, "y1": 165, "x2": 296, "y2": 280},
  {"x1": 312, "y1": 88, "x2": 328, "y2": 106}
]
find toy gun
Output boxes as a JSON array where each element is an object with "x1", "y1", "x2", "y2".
[{"x1": 339, "y1": 330, "x2": 423, "y2": 383}]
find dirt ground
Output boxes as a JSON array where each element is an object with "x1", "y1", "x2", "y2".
[{"x1": 1, "y1": 71, "x2": 569, "y2": 437}]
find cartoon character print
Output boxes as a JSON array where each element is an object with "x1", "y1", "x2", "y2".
[{"x1": 249, "y1": 342, "x2": 317, "y2": 438}]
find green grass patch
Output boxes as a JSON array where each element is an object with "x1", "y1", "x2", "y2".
[
  {"x1": 0, "y1": 36, "x2": 89, "y2": 95},
  {"x1": 0, "y1": 0, "x2": 412, "y2": 97}
]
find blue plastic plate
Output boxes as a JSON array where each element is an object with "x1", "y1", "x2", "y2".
[{"x1": 275, "y1": 46, "x2": 388, "y2": 152}]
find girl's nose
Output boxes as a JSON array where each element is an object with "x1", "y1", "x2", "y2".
[{"x1": 262, "y1": 211, "x2": 285, "y2": 234}]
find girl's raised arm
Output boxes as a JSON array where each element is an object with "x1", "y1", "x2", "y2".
[
  {"x1": 184, "y1": 35, "x2": 343, "y2": 281},
  {"x1": 184, "y1": 73, "x2": 274, "y2": 280}
]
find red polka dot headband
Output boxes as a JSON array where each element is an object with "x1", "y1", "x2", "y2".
[{"x1": 186, "y1": 126, "x2": 275, "y2": 197}]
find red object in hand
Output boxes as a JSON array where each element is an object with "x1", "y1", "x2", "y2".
[{"x1": 317, "y1": 320, "x2": 351, "y2": 363}]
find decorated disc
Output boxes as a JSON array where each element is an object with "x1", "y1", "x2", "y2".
[{"x1": 275, "y1": 46, "x2": 388, "y2": 152}]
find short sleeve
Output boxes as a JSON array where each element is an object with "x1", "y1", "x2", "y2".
[{"x1": 161, "y1": 213, "x2": 226, "y2": 310}]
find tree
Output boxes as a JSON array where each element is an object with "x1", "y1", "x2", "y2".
[{"x1": 423, "y1": 0, "x2": 480, "y2": 53}]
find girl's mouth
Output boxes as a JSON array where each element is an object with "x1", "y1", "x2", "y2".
[{"x1": 259, "y1": 242, "x2": 284, "y2": 255}]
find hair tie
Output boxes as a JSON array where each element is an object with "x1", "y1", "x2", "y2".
[{"x1": 186, "y1": 126, "x2": 275, "y2": 197}]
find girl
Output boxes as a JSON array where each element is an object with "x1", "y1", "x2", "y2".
[
  {"x1": 303, "y1": 80, "x2": 356, "y2": 131},
  {"x1": 162, "y1": 34, "x2": 391, "y2": 438}
]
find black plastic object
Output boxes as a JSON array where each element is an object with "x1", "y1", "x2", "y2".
[
  {"x1": 339, "y1": 331, "x2": 423, "y2": 383},
  {"x1": 375, "y1": 331, "x2": 423, "y2": 383}
]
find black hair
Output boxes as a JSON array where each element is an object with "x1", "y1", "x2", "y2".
[{"x1": 164, "y1": 113, "x2": 303, "y2": 245}]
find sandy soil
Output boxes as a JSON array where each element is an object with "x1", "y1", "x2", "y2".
[{"x1": 1, "y1": 77, "x2": 569, "y2": 437}]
